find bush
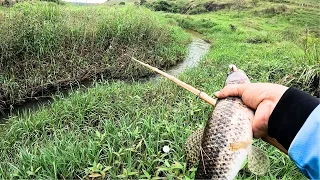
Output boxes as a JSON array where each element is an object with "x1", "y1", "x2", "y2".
[
  {"x1": 145, "y1": 0, "x2": 232, "y2": 15},
  {"x1": 187, "y1": 5, "x2": 208, "y2": 15},
  {"x1": 254, "y1": 5, "x2": 291, "y2": 16},
  {"x1": 145, "y1": 0, "x2": 184, "y2": 13}
]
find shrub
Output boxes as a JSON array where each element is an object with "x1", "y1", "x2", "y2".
[{"x1": 254, "y1": 5, "x2": 291, "y2": 16}]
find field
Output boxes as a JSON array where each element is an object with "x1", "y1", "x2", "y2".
[{"x1": 0, "y1": 0, "x2": 319, "y2": 179}]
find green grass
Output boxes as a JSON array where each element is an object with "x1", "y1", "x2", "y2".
[
  {"x1": 163, "y1": 1, "x2": 319, "y2": 94},
  {"x1": 0, "y1": 2, "x2": 190, "y2": 109},
  {"x1": 0, "y1": 0, "x2": 319, "y2": 179}
]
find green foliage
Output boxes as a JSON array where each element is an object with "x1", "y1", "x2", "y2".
[
  {"x1": 0, "y1": 0, "x2": 17, "y2": 6},
  {"x1": 254, "y1": 5, "x2": 291, "y2": 16},
  {"x1": 145, "y1": 0, "x2": 187, "y2": 13},
  {"x1": 0, "y1": 2, "x2": 190, "y2": 108},
  {"x1": 0, "y1": 0, "x2": 63, "y2": 6},
  {"x1": 40, "y1": 0, "x2": 64, "y2": 4},
  {"x1": 165, "y1": 14, "x2": 217, "y2": 32},
  {"x1": 140, "y1": 0, "x2": 146, "y2": 5},
  {"x1": 144, "y1": 0, "x2": 233, "y2": 15},
  {"x1": 187, "y1": 5, "x2": 208, "y2": 15}
]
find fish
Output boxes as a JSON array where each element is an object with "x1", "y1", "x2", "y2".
[{"x1": 184, "y1": 65, "x2": 269, "y2": 179}]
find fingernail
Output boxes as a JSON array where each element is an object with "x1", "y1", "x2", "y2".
[{"x1": 214, "y1": 91, "x2": 220, "y2": 97}]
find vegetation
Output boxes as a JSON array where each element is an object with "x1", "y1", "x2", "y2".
[
  {"x1": 164, "y1": 0, "x2": 319, "y2": 95},
  {"x1": 0, "y1": 0, "x2": 319, "y2": 179},
  {"x1": 0, "y1": 0, "x2": 64, "y2": 6},
  {"x1": 0, "y1": 2, "x2": 190, "y2": 109},
  {"x1": 144, "y1": 0, "x2": 233, "y2": 14}
]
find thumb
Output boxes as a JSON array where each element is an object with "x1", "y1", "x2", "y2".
[
  {"x1": 252, "y1": 101, "x2": 274, "y2": 138},
  {"x1": 214, "y1": 84, "x2": 247, "y2": 98}
]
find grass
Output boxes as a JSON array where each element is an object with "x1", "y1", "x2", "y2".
[
  {"x1": 163, "y1": 1, "x2": 319, "y2": 95},
  {"x1": 0, "y1": 1, "x2": 190, "y2": 109},
  {"x1": 0, "y1": 0, "x2": 319, "y2": 179}
]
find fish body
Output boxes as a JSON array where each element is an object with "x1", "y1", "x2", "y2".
[{"x1": 184, "y1": 65, "x2": 269, "y2": 179}]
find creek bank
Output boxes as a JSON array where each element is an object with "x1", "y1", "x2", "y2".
[
  {"x1": 0, "y1": 3, "x2": 189, "y2": 111},
  {"x1": 0, "y1": 36, "x2": 210, "y2": 122}
]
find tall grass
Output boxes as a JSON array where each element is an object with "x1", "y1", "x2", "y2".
[{"x1": 0, "y1": 2, "x2": 190, "y2": 109}]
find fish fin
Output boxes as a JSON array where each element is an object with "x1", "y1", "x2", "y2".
[
  {"x1": 229, "y1": 140, "x2": 252, "y2": 151},
  {"x1": 247, "y1": 146, "x2": 269, "y2": 176},
  {"x1": 183, "y1": 128, "x2": 204, "y2": 169}
]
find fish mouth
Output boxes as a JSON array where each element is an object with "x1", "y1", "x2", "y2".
[
  {"x1": 226, "y1": 64, "x2": 250, "y2": 85},
  {"x1": 229, "y1": 64, "x2": 238, "y2": 72}
]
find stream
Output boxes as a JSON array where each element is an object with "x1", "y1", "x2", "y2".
[
  {"x1": 166, "y1": 37, "x2": 210, "y2": 76},
  {"x1": 0, "y1": 34, "x2": 210, "y2": 123}
]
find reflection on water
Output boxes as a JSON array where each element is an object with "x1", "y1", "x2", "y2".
[
  {"x1": 0, "y1": 35, "x2": 210, "y2": 123},
  {"x1": 183, "y1": 29, "x2": 204, "y2": 39}
]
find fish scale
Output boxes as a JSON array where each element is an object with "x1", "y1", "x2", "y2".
[
  {"x1": 183, "y1": 66, "x2": 264, "y2": 179},
  {"x1": 196, "y1": 97, "x2": 254, "y2": 179}
]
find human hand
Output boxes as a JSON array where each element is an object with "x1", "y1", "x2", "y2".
[{"x1": 214, "y1": 83, "x2": 288, "y2": 138}]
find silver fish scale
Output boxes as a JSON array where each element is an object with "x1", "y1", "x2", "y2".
[
  {"x1": 184, "y1": 68, "x2": 255, "y2": 179},
  {"x1": 195, "y1": 96, "x2": 253, "y2": 179}
]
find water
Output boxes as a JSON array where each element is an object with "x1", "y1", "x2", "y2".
[
  {"x1": 184, "y1": 29, "x2": 204, "y2": 39},
  {"x1": 0, "y1": 36, "x2": 210, "y2": 123},
  {"x1": 166, "y1": 37, "x2": 210, "y2": 76}
]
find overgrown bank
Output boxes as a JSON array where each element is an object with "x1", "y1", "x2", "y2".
[{"x1": 0, "y1": 2, "x2": 190, "y2": 109}]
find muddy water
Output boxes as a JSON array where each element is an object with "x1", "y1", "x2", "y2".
[{"x1": 0, "y1": 35, "x2": 210, "y2": 123}]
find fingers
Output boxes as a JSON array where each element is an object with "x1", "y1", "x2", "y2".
[
  {"x1": 252, "y1": 100, "x2": 274, "y2": 138},
  {"x1": 214, "y1": 84, "x2": 248, "y2": 98}
]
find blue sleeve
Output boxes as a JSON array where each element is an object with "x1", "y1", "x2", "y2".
[{"x1": 288, "y1": 105, "x2": 320, "y2": 179}]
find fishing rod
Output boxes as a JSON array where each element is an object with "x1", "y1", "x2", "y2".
[
  {"x1": 131, "y1": 56, "x2": 288, "y2": 155},
  {"x1": 131, "y1": 57, "x2": 217, "y2": 106}
]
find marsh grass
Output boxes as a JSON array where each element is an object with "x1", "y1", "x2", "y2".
[
  {"x1": 0, "y1": 2, "x2": 190, "y2": 109},
  {"x1": 0, "y1": 0, "x2": 319, "y2": 179}
]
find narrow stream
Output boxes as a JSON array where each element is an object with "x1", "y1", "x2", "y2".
[
  {"x1": 166, "y1": 37, "x2": 210, "y2": 76},
  {"x1": 0, "y1": 35, "x2": 210, "y2": 123}
]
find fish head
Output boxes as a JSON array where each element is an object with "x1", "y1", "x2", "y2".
[{"x1": 225, "y1": 64, "x2": 250, "y2": 85}]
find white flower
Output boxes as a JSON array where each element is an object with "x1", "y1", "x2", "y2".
[{"x1": 163, "y1": 145, "x2": 170, "y2": 153}]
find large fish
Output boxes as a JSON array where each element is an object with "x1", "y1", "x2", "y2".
[{"x1": 184, "y1": 65, "x2": 269, "y2": 179}]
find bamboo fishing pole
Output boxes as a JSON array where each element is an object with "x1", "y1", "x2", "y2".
[
  {"x1": 131, "y1": 57, "x2": 217, "y2": 106},
  {"x1": 131, "y1": 57, "x2": 288, "y2": 155}
]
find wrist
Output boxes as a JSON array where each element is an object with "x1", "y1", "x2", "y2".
[{"x1": 268, "y1": 87, "x2": 319, "y2": 150}]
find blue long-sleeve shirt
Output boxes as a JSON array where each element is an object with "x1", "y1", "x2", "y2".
[
  {"x1": 268, "y1": 87, "x2": 320, "y2": 179},
  {"x1": 289, "y1": 105, "x2": 320, "y2": 179}
]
